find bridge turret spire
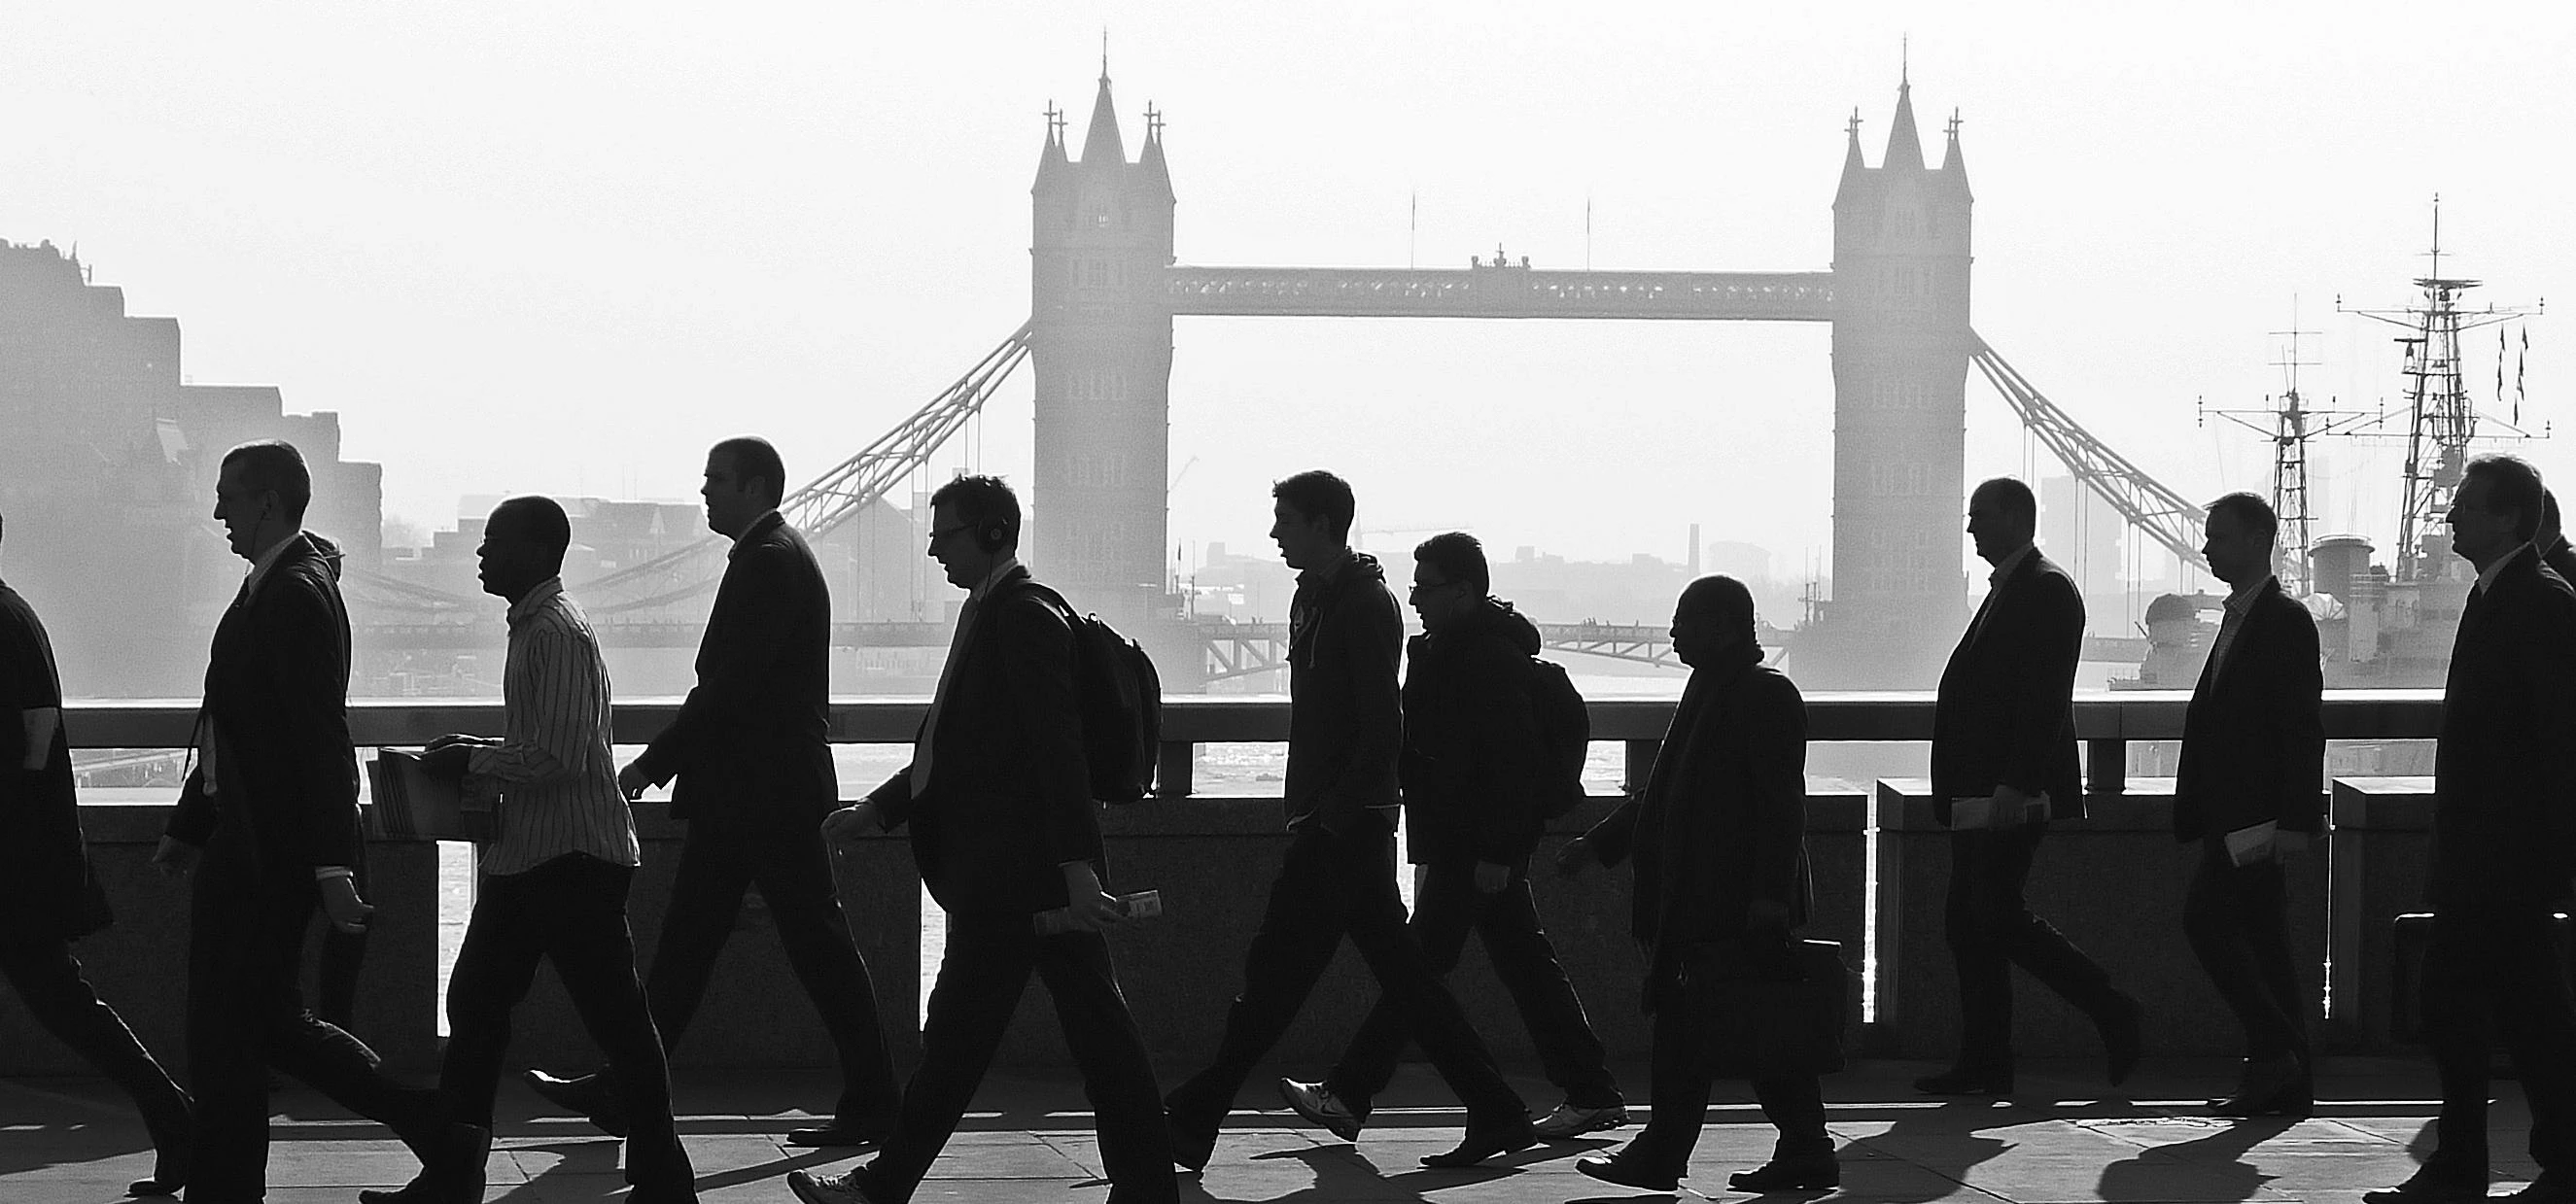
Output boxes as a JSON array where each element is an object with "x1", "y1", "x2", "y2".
[
  {"x1": 1138, "y1": 102, "x2": 1174, "y2": 200},
  {"x1": 1883, "y1": 75, "x2": 1924, "y2": 171},
  {"x1": 1940, "y1": 108, "x2": 1971, "y2": 195},
  {"x1": 1082, "y1": 65, "x2": 1126, "y2": 164},
  {"x1": 1834, "y1": 108, "x2": 1867, "y2": 206},
  {"x1": 1035, "y1": 99, "x2": 1070, "y2": 181}
]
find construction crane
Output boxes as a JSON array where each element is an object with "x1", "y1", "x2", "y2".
[{"x1": 1970, "y1": 333, "x2": 2210, "y2": 572}]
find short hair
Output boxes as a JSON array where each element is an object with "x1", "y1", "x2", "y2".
[
  {"x1": 1272, "y1": 469, "x2": 1356, "y2": 542},
  {"x1": 2206, "y1": 492, "x2": 2279, "y2": 543},
  {"x1": 1971, "y1": 476, "x2": 2037, "y2": 524},
  {"x1": 2465, "y1": 454, "x2": 2547, "y2": 543},
  {"x1": 710, "y1": 436, "x2": 787, "y2": 505},
  {"x1": 488, "y1": 496, "x2": 572, "y2": 571},
  {"x1": 1412, "y1": 532, "x2": 1489, "y2": 594},
  {"x1": 2543, "y1": 489, "x2": 2564, "y2": 546},
  {"x1": 928, "y1": 473, "x2": 1021, "y2": 550},
  {"x1": 1680, "y1": 574, "x2": 1758, "y2": 641},
  {"x1": 221, "y1": 440, "x2": 313, "y2": 522}
]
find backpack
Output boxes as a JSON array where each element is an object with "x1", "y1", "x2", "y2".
[
  {"x1": 1013, "y1": 582, "x2": 1162, "y2": 802},
  {"x1": 1524, "y1": 656, "x2": 1589, "y2": 819}
]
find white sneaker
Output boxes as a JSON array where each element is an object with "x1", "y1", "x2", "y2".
[
  {"x1": 787, "y1": 1167, "x2": 877, "y2": 1204},
  {"x1": 1532, "y1": 1101, "x2": 1630, "y2": 1139},
  {"x1": 1275, "y1": 1078, "x2": 1363, "y2": 1142}
]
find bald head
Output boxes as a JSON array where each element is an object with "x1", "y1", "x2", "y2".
[{"x1": 1673, "y1": 574, "x2": 1758, "y2": 669}]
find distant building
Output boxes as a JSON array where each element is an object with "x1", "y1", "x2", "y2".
[{"x1": 0, "y1": 240, "x2": 382, "y2": 696}]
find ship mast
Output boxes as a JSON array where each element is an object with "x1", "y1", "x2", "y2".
[
  {"x1": 2197, "y1": 301, "x2": 2371, "y2": 597},
  {"x1": 2342, "y1": 197, "x2": 2542, "y2": 584}
]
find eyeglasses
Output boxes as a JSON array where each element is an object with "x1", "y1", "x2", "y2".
[
  {"x1": 926, "y1": 523, "x2": 977, "y2": 545},
  {"x1": 1408, "y1": 580, "x2": 1465, "y2": 599}
]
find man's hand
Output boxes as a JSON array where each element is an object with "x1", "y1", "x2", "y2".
[
  {"x1": 1991, "y1": 783, "x2": 2035, "y2": 828},
  {"x1": 318, "y1": 875, "x2": 374, "y2": 935},
  {"x1": 616, "y1": 760, "x2": 655, "y2": 801},
  {"x1": 1059, "y1": 861, "x2": 1121, "y2": 933},
  {"x1": 1747, "y1": 898, "x2": 1793, "y2": 931},
  {"x1": 152, "y1": 836, "x2": 199, "y2": 878},
  {"x1": 821, "y1": 802, "x2": 883, "y2": 851},
  {"x1": 1474, "y1": 861, "x2": 1512, "y2": 894},
  {"x1": 1553, "y1": 836, "x2": 1593, "y2": 878}
]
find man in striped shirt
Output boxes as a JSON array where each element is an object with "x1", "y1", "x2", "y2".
[{"x1": 364, "y1": 497, "x2": 695, "y2": 1204}]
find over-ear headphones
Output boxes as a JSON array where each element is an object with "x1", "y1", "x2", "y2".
[{"x1": 977, "y1": 521, "x2": 1011, "y2": 553}]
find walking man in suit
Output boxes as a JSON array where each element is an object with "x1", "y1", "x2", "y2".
[
  {"x1": 1166, "y1": 471, "x2": 1531, "y2": 1172},
  {"x1": 152, "y1": 439, "x2": 469, "y2": 1199},
  {"x1": 0, "y1": 514, "x2": 192, "y2": 1197},
  {"x1": 365, "y1": 498, "x2": 695, "y2": 1204},
  {"x1": 1279, "y1": 532, "x2": 1625, "y2": 1143},
  {"x1": 787, "y1": 474, "x2": 1174, "y2": 1204},
  {"x1": 1916, "y1": 476, "x2": 2141, "y2": 1095},
  {"x1": 2372, "y1": 455, "x2": 2576, "y2": 1204},
  {"x1": 2537, "y1": 491, "x2": 2576, "y2": 585},
  {"x1": 529, "y1": 437, "x2": 899, "y2": 1148},
  {"x1": 2176, "y1": 493, "x2": 2324, "y2": 1118},
  {"x1": 1560, "y1": 575, "x2": 1836, "y2": 1194}
]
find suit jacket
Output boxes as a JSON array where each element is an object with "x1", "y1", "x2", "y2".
[
  {"x1": 1932, "y1": 548, "x2": 2086, "y2": 824},
  {"x1": 868, "y1": 568, "x2": 1104, "y2": 917},
  {"x1": 631, "y1": 512, "x2": 837, "y2": 829},
  {"x1": 1584, "y1": 654, "x2": 1811, "y2": 1005},
  {"x1": 0, "y1": 581, "x2": 111, "y2": 943},
  {"x1": 2174, "y1": 578, "x2": 2326, "y2": 843},
  {"x1": 165, "y1": 533, "x2": 365, "y2": 877},
  {"x1": 2431, "y1": 545, "x2": 2576, "y2": 908}
]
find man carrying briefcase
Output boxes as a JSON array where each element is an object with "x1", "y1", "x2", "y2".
[{"x1": 1557, "y1": 574, "x2": 1838, "y2": 1194}]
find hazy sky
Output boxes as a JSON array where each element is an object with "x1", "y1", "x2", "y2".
[{"x1": 8, "y1": 1, "x2": 2568, "y2": 593}]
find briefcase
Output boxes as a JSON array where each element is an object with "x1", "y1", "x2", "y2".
[
  {"x1": 1685, "y1": 936, "x2": 1853, "y2": 1078},
  {"x1": 2390, "y1": 911, "x2": 2576, "y2": 1043},
  {"x1": 366, "y1": 749, "x2": 497, "y2": 842}
]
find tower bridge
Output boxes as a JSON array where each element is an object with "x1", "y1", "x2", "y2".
[{"x1": 343, "y1": 63, "x2": 2208, "y2": 689}]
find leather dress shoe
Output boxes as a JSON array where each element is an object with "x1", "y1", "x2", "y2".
[
  {"x1": 1574, "y1": 1152, "x2": 1681, "y2": 1192},
  {"x1": 1419, "y1": 1116, "x2": 1536, "y2": 1168},
  {"x1": 124, "y1": 1170, "x2": 185, "y2": 1198},
  {"x1": 2209, "y1": 1054, "x2": 2311, "y2": 1118},
  {"x1": 784, "y1": 1119, "x2": 892, "y2": 1148},
  {"x1": 2099, "y1": 992, "x2": 2143, "y2": 1087},
  {"x1": 523, "y1": 1068, "x2": 630, "y2": 1137},
  {"x1": 1913, "y1": 1065, "x2": 2014, "y2": 1095},
  {"x1": 1730, "y1": 1154, "x2": 1841, "y2": 1192},
  {"x1": 1275, "y1": 1078, "x2": 1363, "y2": 1142},
  {"x1": 2364, "y1": 1165, "x2": 2490, "y2": 1204},
  {"x1": 787, "y1": 1168, "x2": 873, "y2": 1204},
  {"x1": 358, "y1": 1122, "x2": 491, "y2": 1204}
]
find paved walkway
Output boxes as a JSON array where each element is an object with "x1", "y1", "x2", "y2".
[{"x1": 0, "y1": 1058, "x2": 2542, "y2": 1203}]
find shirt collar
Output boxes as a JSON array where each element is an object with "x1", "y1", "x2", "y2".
[
  {"x1": 2475, "y1": 544, "x2": 2528, "y2": 596},
  {"x1": 1986, "y1": 542, "x2": 2036, "y2": 587},
  {"x1": 242, "y1": 531, "x2": 306, "y2": 601},
  {"x1": 2225, "y1": 574, "x2": 2276, "y2": 613},
  {"x1": 969, "y1": 556, "x2": 1024, "y2": 604},
  {"x1": 729, "y1": 509, "x2": 784, "y2": 557},
  {"x1": 506, "y1": 576, "x2": 566, "y2": 629}
]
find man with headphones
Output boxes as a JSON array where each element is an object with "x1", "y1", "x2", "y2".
[
  {"x1": 527, "y1": 436, "x2": 901, "y2": 1150},
  {"x1": 790, "y1": 474, "x2": 1175, "y2": 1204}
]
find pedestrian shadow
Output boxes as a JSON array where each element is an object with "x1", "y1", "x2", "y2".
[
  {"x1": 481, "y1": 1135, "x2": 845, "y2": 1201},
  {"x1": 1835, "y1": 1098, "x2": 2017, "y2": 1204},
  {"x1": 1183, "y1": 1144, "x2": 1443, "y2": 1204},
  {"x1": 2094, "y1": 1115, "x2": 2295, "y2": 1203}
]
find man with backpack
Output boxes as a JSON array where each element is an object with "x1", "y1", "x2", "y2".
[
  {"x1": 1166, "y1": 473, "x2": 1532, "y2": 1173},
  {"x1": 1278, "y1": 531, "x2": 1625, "y2": 1141},
  {"x1": 789, "y1": 474, "x2": 1175, "y2": 1204}
]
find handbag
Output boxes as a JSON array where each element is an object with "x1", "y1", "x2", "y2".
[{"x1": 1684, "y1": 935, "x2": 1853, "y2": 1078}]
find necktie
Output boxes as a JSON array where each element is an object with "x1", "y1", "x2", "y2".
[{"x1": 908, "y1": 596, "x2": 980, "y2": 799}]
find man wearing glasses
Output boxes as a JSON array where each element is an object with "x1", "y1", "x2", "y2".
[
  {"x1": 1280, "y1": 531, "x2": 1624, "y2": 1144},
  {"x1": 1166, "y1": 472, "x2": 1532, "y2": 1173}
]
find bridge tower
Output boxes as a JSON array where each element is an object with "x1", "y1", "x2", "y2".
[
  {"x1": 1816, "y1": 75, "x2": 1975, "y2": 684},
  {"x1": 1029, "y1": 68, "x2": 1177, "y2": 627}
]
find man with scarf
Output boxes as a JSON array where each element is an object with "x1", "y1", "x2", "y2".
[{"x1": 1557, "y1": 575, "x2": 1834, "y2": 1194}]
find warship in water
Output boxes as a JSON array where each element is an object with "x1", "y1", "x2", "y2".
[{"x1": 2115, "y1": 205, "x2": 2542, "y2": 693}]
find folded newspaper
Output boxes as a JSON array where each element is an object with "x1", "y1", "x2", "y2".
[{"x1": 366, "y1": 749, "x2": 497, "y2": 842}]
